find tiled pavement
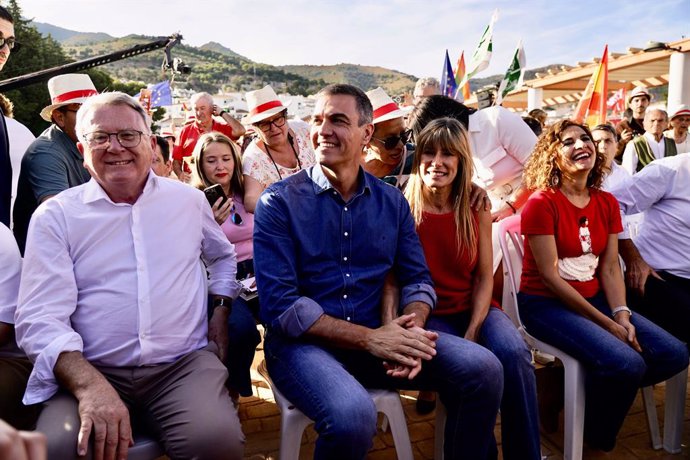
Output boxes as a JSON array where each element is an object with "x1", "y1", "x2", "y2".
[{"x1": 239, "y1": 345, "x2": 690, "y2": 460}]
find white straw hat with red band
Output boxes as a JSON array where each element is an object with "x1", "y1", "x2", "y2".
[
  {"x1": 669, "y1": 104, "x2": 690, "y2": 120},
  {"x1": 40, "y1": 73, "x2": 98, "y2": 122},
  {"x1": 244, "y1": 85, "x2": 291, "y2": 124},
  {"x1": 366, "y1": 87, "x2": 406, "y2": 124},
  {"x1": 627, "y1": 86, "x2": 651, "y2": 104}
]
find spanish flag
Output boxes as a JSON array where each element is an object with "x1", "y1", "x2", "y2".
[
  {"x1": 574, "y1": 45, "x2": 608, "y2": 127},
  {"x1": 454, "y1": 51, "x2": 471, "y2": 102}
]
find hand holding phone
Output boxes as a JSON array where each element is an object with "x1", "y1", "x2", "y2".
[{"x1": 204, "y1": 184, "x2": 228, "y2": 208}]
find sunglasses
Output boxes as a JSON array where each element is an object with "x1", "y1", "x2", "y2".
[
  {"x1": 230, "y1": 204, "x2": 243, "y2": 225},
  {"x1": 372, "y1": 129, "x2": 412, "y2": 150},
  {"x1": 0, "y1": 37, "x2": 20, "y2": 52}
]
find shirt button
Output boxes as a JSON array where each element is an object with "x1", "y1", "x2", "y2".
[
  {"x1": 346, "y1": 316, "x2": 351, "y2": 321},
  {"x1": 333, "y1": 191, "x2": 337, "y2": 195},
  {"x1": 346, "y1": 273, "x2": 351, "y2": 277},
  {"x1": 344, "y1": 232, "x2": 349, "y2": 237},
  {"x1": 140, "y1": 333, "x2": 146, "y2": 339},
  {"x1": 344, "y1": 207, "x2": 348, "y2": 211},
  {"x1": 343, "y1": 256, "x2": 348, "y2": 261},
  {"x1": 343, "y1": 294, "x2": 348, "y2": 299}
]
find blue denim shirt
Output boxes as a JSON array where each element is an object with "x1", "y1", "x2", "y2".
[{"x1": 254, "y1": 165, "x2": 436, "y2": 338}]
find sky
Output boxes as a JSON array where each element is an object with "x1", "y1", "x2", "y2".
[{"x1": 19, "y1": 0, "x2": 690, "y2": 80}]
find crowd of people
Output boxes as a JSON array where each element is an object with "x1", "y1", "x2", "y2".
[{"x1": 1, "y1": 4, "x2": 689, "y2": 459}]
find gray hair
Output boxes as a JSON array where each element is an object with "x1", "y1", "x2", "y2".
[
  {"x1": 644, "y1": 108, "x2": 668, "y2": 121},
  {"x1": 76, "y1": 92, "x2": 151, "y2": 139},
  {"x1": 190, "y1": 92, "x2": 214, "y2": 107},
  {"x1": 414, "y1": 77, "x2": 440, "y2": 96}
]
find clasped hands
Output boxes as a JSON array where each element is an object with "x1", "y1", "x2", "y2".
[{"x1": 367, "y1": 313, "x2": 438, "y2": 380}]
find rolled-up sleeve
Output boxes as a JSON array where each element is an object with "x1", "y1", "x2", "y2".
[
  {"x1": 254, "y1": 188, "x2": 324, "y2": 337},
  {"x1": 496, "y1": 107, "x2": 537, "y2": 164},
  {"x1": 15, "y1": 202, "x2": 84, "y2": 404},
  {"x1": 200, "y1": 198, "x2": 241, "y2": 299},
  {"x1": 394, "y1": 197, "x2": 437, "y2": 312}
]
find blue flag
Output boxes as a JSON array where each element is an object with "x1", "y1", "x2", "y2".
[
  {"x1": 440, "y1": 50, "x2": 457, "y2": 98},
  {"x1": 149, "y1": 80, "x2": 173, "y2": 107},
  {"x1": 134, "y1": 80, "x2": 173, "y2": 108}
]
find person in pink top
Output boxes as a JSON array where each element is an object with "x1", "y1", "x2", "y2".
[{"x1": 191, "y1": 132, "x2": 260, "y2": 400}]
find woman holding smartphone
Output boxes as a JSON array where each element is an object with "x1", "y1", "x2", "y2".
[
  {"x1": 191, "y1": 132, "x2": 261, "y2": 401},
  {"x1": 518, "y1": 120, "x2": 688, "y2": 452}
]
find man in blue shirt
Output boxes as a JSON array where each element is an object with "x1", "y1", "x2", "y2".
[{"x1": 254, "y1": 84, "x2": 503, "y2": 459}]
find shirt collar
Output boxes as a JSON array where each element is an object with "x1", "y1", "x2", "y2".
[
  {"x1": 308, "y1": 164, "x2": 371, "y2": 197},
  {"x1": 644, "y1": 132, "x2": 664, "y2": 145},
  {"x1": 82, "y1": 171, "x2": 158, "y2": 205}
]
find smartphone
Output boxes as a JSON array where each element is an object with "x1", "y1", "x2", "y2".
[{"x1": 203, "y1": 184, "x2": 228, "y2": 207}]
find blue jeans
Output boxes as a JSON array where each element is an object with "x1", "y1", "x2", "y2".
[
  {"x1": 265, "y1": 330, "x2": 503, "y2": 460},
  {"x1": 518, "y1": 291, "x2": 689, "y2": 451},
  {"x1": 426, "y1": 307, "x2": 541, "y2": 460},
  {"x1": 226, "y1": 296, "x2": 261, "y2": 396}
]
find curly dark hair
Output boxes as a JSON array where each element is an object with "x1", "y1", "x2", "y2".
[{"x1": 522, "y1": 119, "x2": 609, "y2": 190}]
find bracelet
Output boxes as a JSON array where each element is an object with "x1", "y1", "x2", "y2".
[
  {"x1": 611, "y1": 305, "x2": 632, "y2": 317},
  {"x1": 219, "y1": 110, "x2": 227, "y2": 117},
  {"x1": 506, "y1": 201, "x2": 517, "y2": 214}
]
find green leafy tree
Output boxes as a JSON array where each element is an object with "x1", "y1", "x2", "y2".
[{"x1": 2, "y1": 0, "x2": 72, "y2": 135}]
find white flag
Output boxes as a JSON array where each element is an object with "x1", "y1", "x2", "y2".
[
  {"x1": 456, "y1": 9, "x2": 499, "y2": 92},
  {"x1": 495, "y1": 40, "x2": 526, "y2": 106}
]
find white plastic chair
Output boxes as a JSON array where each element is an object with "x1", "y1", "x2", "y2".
[
  {"x1": 257, "y1": 360, "x2": 414, "y2": 460},
  {"x1": 497, "y1": 215, "x2": 686, "y2": 457}
]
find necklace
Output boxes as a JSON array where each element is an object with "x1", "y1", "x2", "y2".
[{"x1": 264, "y1": 132, "x2": 301, "y2": 180}]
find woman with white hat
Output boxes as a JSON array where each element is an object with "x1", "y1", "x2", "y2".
[
  {"x1": 242, "y1": 85, "x2": 315, "y2": 212},
  {"x1": 363, "y1": 87, "x2": 413, "y2": 188}
]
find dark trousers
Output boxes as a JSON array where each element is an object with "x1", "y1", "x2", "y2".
[
  {"x1": 628, "y1": 271, "x2": 690, "y2": 347},
  {"x1": 0, "y1": 356, "x2": 39, "y2": 429}
]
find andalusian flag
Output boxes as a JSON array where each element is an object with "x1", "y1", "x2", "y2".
[
  {"x1": 495, "y1": 40, "x2": 526, "y2": 106},
  {"x1": 454, "y1": 51, "x2": 471, "y2": 102},
  {"x1": 574, "y1": 45, "x2": 609, "y2": 127},
  {"x1": 456, "y1": 9, "x2": 498, "y2": 91},
  {"x1": 440, "y1": 50, "x2": 457, "y2": 98}
]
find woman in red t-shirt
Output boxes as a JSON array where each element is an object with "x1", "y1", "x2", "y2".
[
  {"x1": 405, "y1": 118, "x2": 541, "y2": 460},
  {"x1": 519, "y1": 120, "x2": 688, "y2": 452}
]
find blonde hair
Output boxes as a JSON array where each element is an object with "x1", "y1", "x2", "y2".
[
  {"x1": 190, "y1": 132, "x2": 244, "y2": 196},
  {"x1": 404, "y1": 118, "x2": 477, "y2": 261},
  {"x1": 523, "y1": 119, "x2": 608, "y2": 191}
]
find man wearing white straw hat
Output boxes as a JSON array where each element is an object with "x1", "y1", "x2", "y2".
[{"x1": 13, "y1": 73, "x2": 97, "y2": 254}]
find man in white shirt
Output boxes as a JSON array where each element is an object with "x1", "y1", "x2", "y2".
[
  {"x1": 15, "y1": 92, "x2": 244, "y2": 460},
  {"x1": 610, "y1": 153, "x2": 690, "y2": 349},
  {"x1": 622, "y1": 109, "x2": 677, "y2": 174}
]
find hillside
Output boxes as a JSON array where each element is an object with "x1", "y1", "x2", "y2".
[
  {"x1": 30, "y1": 22, "x2": 560, "y2": 98},
  {"x1": 281, "y1": 64, "x2": 418, "y2": 94}
]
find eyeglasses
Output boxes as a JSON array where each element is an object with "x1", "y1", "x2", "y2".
[
  {"x1": 372, "y1": 129, "x2": 412, "y2": 150},
  {"x1": 82, "y1": 130, "x2": 146, "y2": 149},
  {"x1": 0, "y1": 37, "x2": 20, "y2": 52},
  {"x1": 230, "y1": 204, "x2": 243, "y2": 225},
  {"x1": 255, "y1": 113, "x2": 287, "y2": 132}
]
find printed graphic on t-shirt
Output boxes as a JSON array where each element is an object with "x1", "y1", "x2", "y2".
[
  {"x1": 578, "y1": 216, "x2": 592, "y2": 254},
  {"x1": 557, "y1": 214, "x2": 598, "y2": 282}
]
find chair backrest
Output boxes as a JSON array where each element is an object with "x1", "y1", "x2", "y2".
[{"x1": 497, "y1": 215, "x2": 525, "y2": 331}]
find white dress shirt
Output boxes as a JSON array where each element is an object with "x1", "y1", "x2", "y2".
[
  {"x1": 609, "y1": 153, "x2": 690, "y2": 279},
  {"x1": 622, "y1": 132, "x2": 668, "y2": 174},
  {"x1": 15, "y1": 173, "x2": 240, "y2": 404},
  {"x1": 0, "y1": 223, "x2": 23, "y2": 358},
  {"x1": 7, "y1": 117, "x2": 35, "y2": 227},
  {"x1": 665, "y1": 130, "x2": 690, "y2": 154},
  {"x1": 467, "y1": 106, "x2": 537, "y2": 211}
]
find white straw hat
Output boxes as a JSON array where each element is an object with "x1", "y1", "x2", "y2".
[
  {"x1": 244, "y1": 85, "x2": 290, "y2": 124},
  {"x1": 669, "y1": 104, "x2": 690, "y2": 120},
  {"x1": 40, "y1": 74, "x2": 98, "y2": 122},
  {"x1": 366, "y1": 87, "x2": 406, "y2": 124}
]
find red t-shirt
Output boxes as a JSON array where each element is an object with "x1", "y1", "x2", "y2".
[
  {"x1": 417, "y1": 210, "x2": 490, "y2": 315},
  {"x1": 172, "y1": 120, "x2": 236, "y2": 162},
  {"x1": 520, "y1": 188, "x2": 623, "y2": 298}
]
